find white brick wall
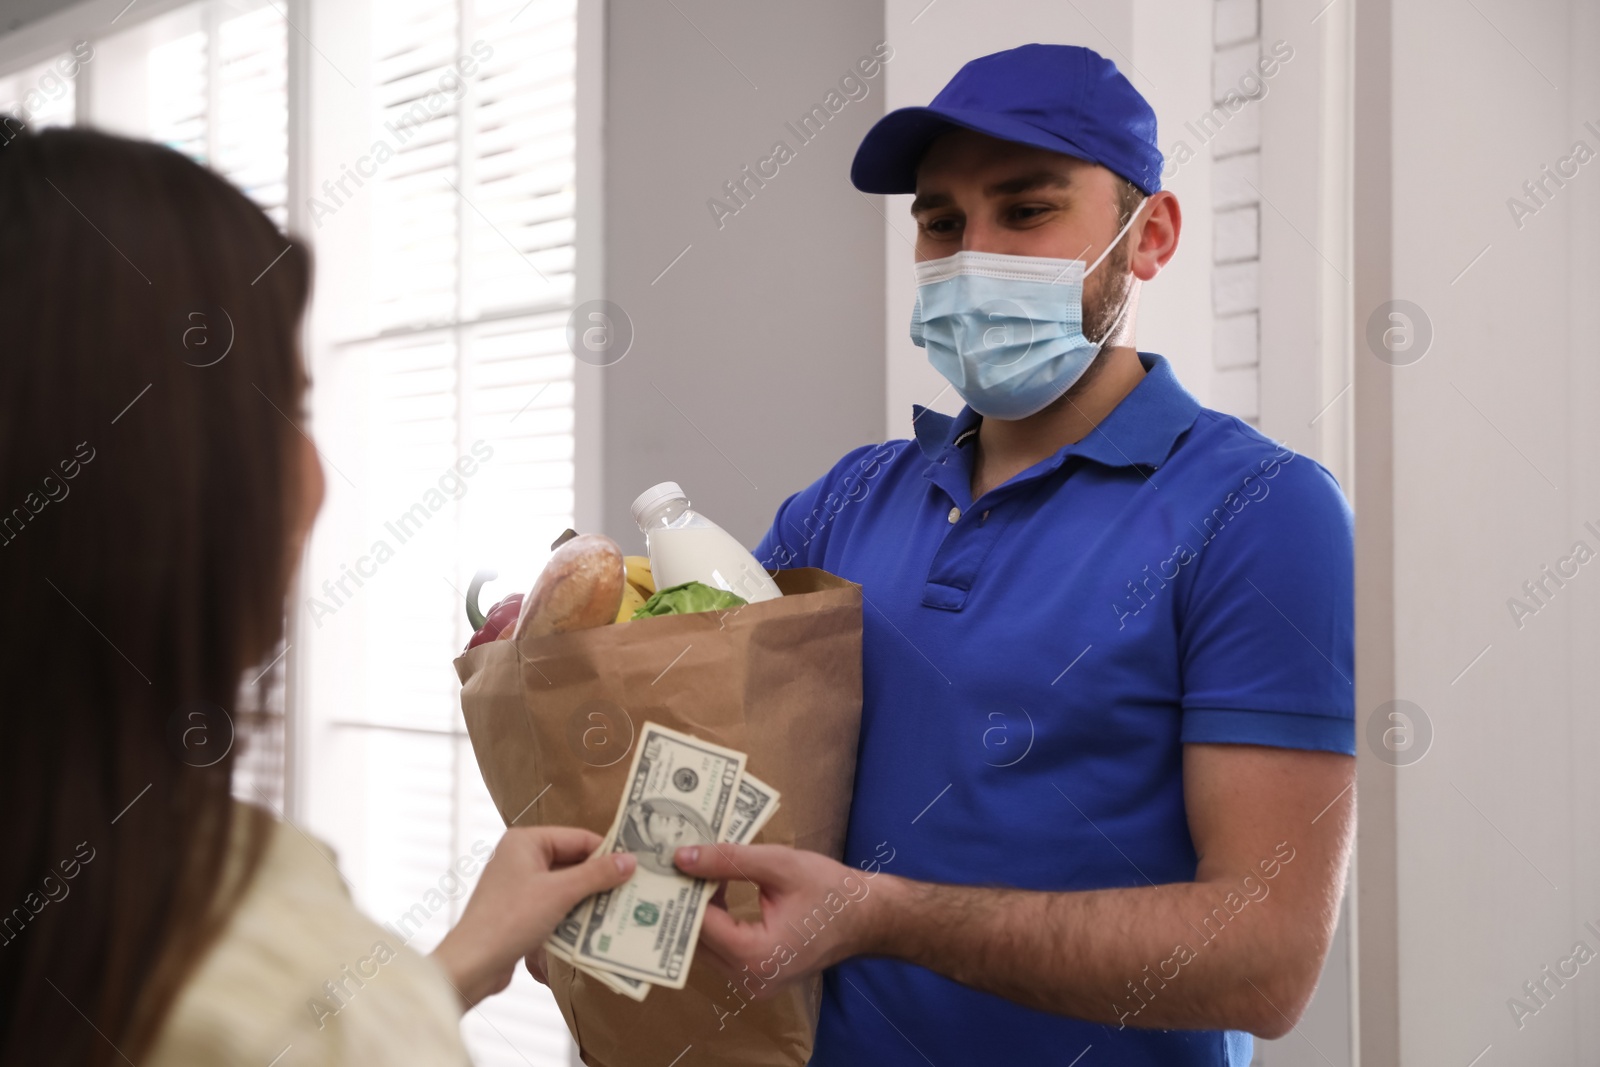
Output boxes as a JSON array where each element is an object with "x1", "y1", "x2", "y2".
[
  {"x1": 1212, "y1": 261, "x2": 1260, "y2": 316},
  {"x1": 1213, "y1": 310, "x2": 1259, "y2": 369},
  {"x1": 1209, "y1": 0, "x2": 1262, "y2": 426},
  {"x1": 1213, "y1": 205, "x2": 1259, "y2": 263},
  {"x1": 1213, "y1": 41, "x2": 1265, "y2": 100},
  {"x1": 1212, "y1": 363, "x2": 1261, "y2": 420},
  {"x1": 1208, "y1": 96, "x2": 1261, "y2": 158},
  {"x1": 1213, "y1": 0, "x2": 1259, "y2": 47},
  {"x1": 1212, "y1": 151, "x2": 1261, "y2": 211}
]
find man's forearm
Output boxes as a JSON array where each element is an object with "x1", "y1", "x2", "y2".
[{"x1": 866, "y1": 871, "x2": 1310, "y2": 1037}]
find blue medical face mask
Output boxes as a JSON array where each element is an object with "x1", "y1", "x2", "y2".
[{"x1": 910, "y1": 198, "x2": 1147, "y2": 420}]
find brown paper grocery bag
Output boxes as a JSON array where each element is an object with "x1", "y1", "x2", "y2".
[{"x1": 453, "y1": 567, "x2": 863, "y2": 1067}]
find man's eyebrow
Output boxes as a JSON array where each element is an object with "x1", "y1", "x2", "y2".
[
  {"x1": 909, "y1": 170, "x2": 1075, "y2": 216},
  {"x1": 985, "y1": 170, "x2": 1074, "y2": 197}
]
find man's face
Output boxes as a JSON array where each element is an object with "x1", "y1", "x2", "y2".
[
  {"x1": 644, "y1": 808, "x2": 698, "y2": 853},
  {"x1": 910, "y1": 128, "x2": 1136, "y2": 348}
]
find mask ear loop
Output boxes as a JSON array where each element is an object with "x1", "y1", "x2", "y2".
[
  {"x1": 1086, "y1": 195, "x2": 1149, "y2": 277},
  {"x1": 1085, "y1": 195, "x2": 1149, "y2": 348}
]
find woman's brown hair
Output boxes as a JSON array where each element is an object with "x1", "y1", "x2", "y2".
[{"x1": 0, "y1": 125, "x2": 314, "y2": 1064}]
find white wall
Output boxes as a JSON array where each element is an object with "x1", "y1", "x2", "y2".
[
  {"x1": 598, "y1": 0, "x2": 888, "y2": 550},
  {"x1": 1259, "y1": 0, "x2": 1353, "y2": 483},
  {"x1": 1355, "y1": 0, "x2": 1600, "y2": 1062},
  {"x1": 1132, "y1": 0, "x2": 1220, "y2": 411}
]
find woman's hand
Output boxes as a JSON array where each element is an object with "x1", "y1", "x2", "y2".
[{"x1": 431, "y1": 826, "x2": 635, "y2": 1011}]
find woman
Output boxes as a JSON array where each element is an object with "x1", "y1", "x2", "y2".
[{"x1": 0, "y1": 125, "x2": 632, "y2": 1065}]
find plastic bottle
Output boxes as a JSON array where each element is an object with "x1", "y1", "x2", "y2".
[{"x1": 630, "y1": 482, "x2": 783, "y2": 604}]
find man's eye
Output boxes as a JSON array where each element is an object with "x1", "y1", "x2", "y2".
[{"x1": 921, "y1": 216, "x2": 960, "y2": 234}]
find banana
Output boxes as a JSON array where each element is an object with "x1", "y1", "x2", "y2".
[
  {"x1": 623, "y1": 555, "x2": 655, "y2": 599},
  {"x1": 615, "y1": 580, "x2": 647, "y2": 623}
]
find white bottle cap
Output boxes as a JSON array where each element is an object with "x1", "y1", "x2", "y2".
[{"x1": 631, "y1": 481, "x2": 687, "y2": 527}]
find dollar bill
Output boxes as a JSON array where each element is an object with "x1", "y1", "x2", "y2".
[
  {"x1": 543, "y1": 732, "x2": 781, "y2": 998},
  {"x1": 546, "y1": 923, "x2": 650, "y2": 1000},
  {"x1": 546, "y1": 856, "x2": 647, "y2": 999},
  {"x1": 575, "y1": 954, "x2": 652, "y2": 1000},
  {"x1": 571, "y1": 722, "x2": 745, "y2": 990},
  {"x1": 564, "y1": 770, "x2": 781, "y2": 1000},
  {"x1": 546, "y1": 900, "x2": 587, "y2": 963},
  {"x1": 727, "y1": 770, "x2": 780, "y2": 844}
]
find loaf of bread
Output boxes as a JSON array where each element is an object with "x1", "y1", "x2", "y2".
[{"x1": 513, "y1": 533, "x2": 627, "y2": 640}]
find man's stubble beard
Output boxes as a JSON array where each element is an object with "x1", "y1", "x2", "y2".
[{"x1": 1035, "y1": 234, "x2": 1136, "y2": 417}]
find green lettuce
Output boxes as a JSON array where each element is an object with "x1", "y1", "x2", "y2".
[{"x1": 631, "y1": 580, "x2": 748, "y2": 619}]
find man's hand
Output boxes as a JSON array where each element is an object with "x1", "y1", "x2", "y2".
[
  {"x1": 433, "y1": 827, "x2": 636, "y2": 1011},
  {"x1": 673, "y1": 843, "x2": 887, "y2": 994},
  {"x1": 670, "y1": 744, "x2": 1353, "y2": 1039}
]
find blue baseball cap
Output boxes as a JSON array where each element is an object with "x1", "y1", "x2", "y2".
[{"x1": 850, "y1": 43, "x2": 1163, "y2": 196}]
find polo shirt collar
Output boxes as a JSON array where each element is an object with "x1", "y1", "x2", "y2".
[{"x1": 910, "y1": 352, "x2": 1201, "y2": 471}]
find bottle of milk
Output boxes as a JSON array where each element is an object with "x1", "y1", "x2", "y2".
[{"x1": 631, "y1": 482, "x2": 783, "y2": 603}]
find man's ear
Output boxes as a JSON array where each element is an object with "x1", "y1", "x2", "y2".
[{"x1": 1131, "y1": 191, "x2": 1181, "y2": 281}]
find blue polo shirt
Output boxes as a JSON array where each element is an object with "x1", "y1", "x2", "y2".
[{"x1": 752, "y1": 352, "x2": 1354, "y2": 1067}]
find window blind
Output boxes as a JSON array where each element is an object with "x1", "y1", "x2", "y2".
[
  {"x1": 0, "y1": 52, "x2": 79, "y2": 129},
  {"x1": 324, "y1": 0, "x2": 581, "y2": 1061},
  {"x1": 146, "y1": 2, "x2": 288, "y2": 228}
]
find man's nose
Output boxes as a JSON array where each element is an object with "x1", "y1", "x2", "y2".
[{"x1": 959, "y1": 216, "x2": 1003, "y2": 254}]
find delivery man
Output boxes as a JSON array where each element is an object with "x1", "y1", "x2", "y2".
[{"x1": 672, "y1": 43, "x2": 1356, "y2": 1066}]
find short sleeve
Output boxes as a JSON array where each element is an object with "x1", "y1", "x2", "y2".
[
  {"x1": 1178, "y1": 450, "x2": 1356, "y2": 755},
  {"x1": 752, "y1": 442, "x2": 894, "y2": 571}
]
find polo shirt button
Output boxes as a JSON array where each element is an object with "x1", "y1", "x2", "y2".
[{"x1": 947, "y1": 506, "x2": 961, "y2": 524}]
